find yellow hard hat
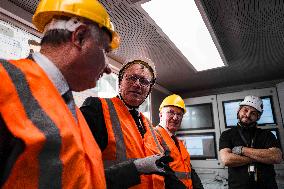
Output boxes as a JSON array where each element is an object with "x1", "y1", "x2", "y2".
[
  {"x1": 32, "y1": 0, "x2": 120, "y2": 49},
  {"x1": 159, "y1": 94, "x2": 186, "y2": 113}
]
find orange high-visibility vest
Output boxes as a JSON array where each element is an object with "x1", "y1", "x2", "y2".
[
  {"x1": 100, "y1": 97, "x2": 164, "y2": 189},
  {"x1": 0, "y1": 59, "x2": 106, "y2": 189},
  {"x1": 155, "y1": 126, "x2": 193, "y2": 189}
]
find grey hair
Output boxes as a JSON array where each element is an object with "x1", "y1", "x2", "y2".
[{"x1": 40, "y1": 19, "x2": 101, "y2": 46}]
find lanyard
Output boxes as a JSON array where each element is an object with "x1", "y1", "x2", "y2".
[
  {"x1": 237, "y1": 124, "x2": 257, "y2": 148},
  {"x1": 237, "y1": 124, "x2": 259, "y2": 182}
]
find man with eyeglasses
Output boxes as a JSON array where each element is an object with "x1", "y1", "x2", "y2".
[
  {"x1": 154, "y1": 94, "x2": 204, "y2": 189},
  {"x1": 80, "y1": 59, "x2": 172, "y2": 189}
]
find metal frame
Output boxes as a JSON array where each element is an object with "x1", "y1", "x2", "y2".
[{"x1": 177, "y1": 95, "x2": 223, "y2": 169}]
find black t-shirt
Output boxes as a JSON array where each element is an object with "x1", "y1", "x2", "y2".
[{"x1": 219, "y1": 126, "x2": 280, "y2": 189}]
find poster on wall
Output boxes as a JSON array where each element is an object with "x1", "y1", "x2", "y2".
[{"x1": 0, "y1": 20, "x2": 40, "y2": 60}]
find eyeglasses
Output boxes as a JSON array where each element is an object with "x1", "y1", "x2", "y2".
[
  {"x1": 125, "y1": 74, "x2": 153, "y2": 87},
  {"x1": 166, "y1": 110, "x2": 183, "y2": 119}
]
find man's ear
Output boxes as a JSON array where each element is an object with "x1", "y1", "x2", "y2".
[{"x1": 71, "y1": 25, "x2": 88, "y2": 49}]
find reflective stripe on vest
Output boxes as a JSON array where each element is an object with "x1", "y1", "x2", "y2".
[
  {"x1": 103, "y1": 98, "x2": 162, "y2": 167},
  {"x1": 0, "y1": 60, "x2": 62, "y2": 189},
  {"x1": 145, "y1": 117, "x2": 164, "y2": 154},
  {"x1": 155, "y1": 129, "x2": 170, "y2": 152},
  {"x1": 104, "y1": 98, "x2": 127, "y2": 167},
  {"x1": 155, "y1": 128, "x2": 191, "y2": 180},
  {"x1": 175, "y1": 171, "x2": 191, "y2": 179}
]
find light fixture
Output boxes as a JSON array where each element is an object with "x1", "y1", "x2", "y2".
[{"x1": 142, "y1": 0, "x2": 225, "y2": 71}]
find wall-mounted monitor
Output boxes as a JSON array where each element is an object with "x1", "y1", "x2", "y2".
[
  {"x1": 177, "y1": 132, "x2": 217, "y2": 160},
  {"x1": 222, "y1": 96, "x2": 276, "y2": 127},
  {"x1": 180, "y1": 103, "x2": 214, "y2": 130}
]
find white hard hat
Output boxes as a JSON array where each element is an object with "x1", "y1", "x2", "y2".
[{"x1": 239, "y1": 95, "x2": 263, "y2": 113}]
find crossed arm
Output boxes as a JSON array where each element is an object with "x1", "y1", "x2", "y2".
[
  {"x1": 220, "y1": 148, "x2": 254, "y2": 167},
  {"x1": 220, "y1": 147, "x2": 283, "y2": 167},
  {"x1": 241, "y1": 147, "x2": 282, "y2": 164}
]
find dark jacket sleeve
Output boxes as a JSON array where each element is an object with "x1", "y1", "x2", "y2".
[
  {"x1": 0, "y1": 115, "x2": 25, "y2": 187},
  {"x1": 164, "y1": 173, "x2": 187, "y2": 189},
  {"x1": 156, "y1": 155, "x2": 186, "y2": 189},
  {"x1": 80, "y1": 97, "x2": 108, "y2": 150},
  {"x1": 80, "y1": 97, "x2": 141, "y2": 188},
  {"x1": 105, "y1": 160, "x2": 141, "y2": 189},
  {"x1": 191, "y1": 165, "x2": 204, "y2": 189},
  {"x1": 0, "y1": 115, "x2": 12, "y2": 185}
]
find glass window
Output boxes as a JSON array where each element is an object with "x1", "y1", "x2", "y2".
[
  {"x1": 223, "y1": 96, "x2": 276, "y2": 127},
  {"x1": 260, "y1": 98, "x2": 276, "y2": 125},
  {"x1": 177, "y1": 132, "x2": 217, "y2": 160},
  {"x1": 95, "y1": 73, "x2": 118, "y2": 97},
  {"x1": 180, "y1": 103, "x2": 214, "y2": 130},
  {"x1": 139, "y1": 96, "x2": 151, "y2": 120},
  {"x1": 0, "y1": 20, "x2": 40, "y2": 59},
  {"x1": 73, "y1": 73, "x2": 118, "y2": 106}
]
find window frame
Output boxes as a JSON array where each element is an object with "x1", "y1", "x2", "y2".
[{"x1": 177, "y1": 95, "x2": 222, "y2": 168}]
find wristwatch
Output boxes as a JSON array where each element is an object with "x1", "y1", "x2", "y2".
[{"x1": 232, "y1": 146, "x2": 243, "y2": 155}]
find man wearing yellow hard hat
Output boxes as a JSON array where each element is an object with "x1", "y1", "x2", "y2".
[
  {"x1": 0, "y1": 0, "x2": 119, "y2": 188},
  {"x1": 155, "y1": 94, "x2": 204, "y2": 189}
]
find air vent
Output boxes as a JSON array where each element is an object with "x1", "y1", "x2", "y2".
[{"x1": 8, "y1": 0, "x2": 39, "y2": 14}]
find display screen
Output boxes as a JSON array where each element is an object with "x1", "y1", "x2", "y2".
[
  {"x1": 223, "y1": 96, "x2": 276, "y2": 127},
  {"x1": 180, "y1": 103, "x2": 214, "y2": 130},
  {"x1": 177, "y1": 133, "x2": 217, "y2": 160}
]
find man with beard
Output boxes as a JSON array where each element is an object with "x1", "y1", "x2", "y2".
[
  {"x1": 219, "y1": 95, "x2": 283, "y2": 189},
  {"x1": 80, "y1": 59, "x2": 171, "y2": 189}
]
